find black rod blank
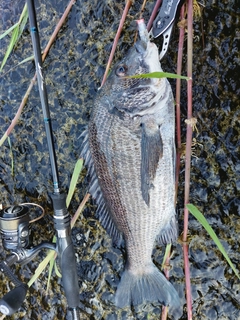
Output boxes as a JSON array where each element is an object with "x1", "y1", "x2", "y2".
[
  {"x1": 26, "y1": 1, "x2": 80, "y2": 319},
  {"x1": 27, "y1": 0, "x2": 60, "y2": 193}
]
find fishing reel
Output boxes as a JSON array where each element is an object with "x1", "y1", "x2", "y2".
[
  {"x1": 0, "y1": 204, "x2": 56, "y2": 315},
  {"x1": 0, "y1": 204, "x2": 31, "y2": 251}
]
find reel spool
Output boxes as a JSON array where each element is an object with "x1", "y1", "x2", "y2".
[{"x1": 0, "y1": 205, "x2": 30, "y2": 250}]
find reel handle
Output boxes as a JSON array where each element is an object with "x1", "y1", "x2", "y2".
[
  {"x1": 0, "y1": 285, "x2": 28, "y2": 315},
  {"x1": 0, "y1": 259, "x2": 28, "y2": 315}
]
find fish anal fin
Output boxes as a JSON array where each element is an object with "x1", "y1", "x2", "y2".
[
  {"x1": 141, "y1": 120, "x2": 163, "y2": 205},
  {"x1": 156, "y1": 215, "x2": 178, "y2": 245}
]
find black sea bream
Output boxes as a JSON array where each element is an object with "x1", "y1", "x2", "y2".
[{"x1": 80, "y1": 21, "x2": 180, "y2": 311}]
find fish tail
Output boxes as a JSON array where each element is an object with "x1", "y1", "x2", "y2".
[{"x1": 115, "y1": 263, "x2": 180, "y2": 312}]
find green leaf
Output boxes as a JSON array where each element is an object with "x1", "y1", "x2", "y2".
[
  {"x1": 0, "y1": 26, "x2": 19, "y2": 72},
  {"x1": 28, "y1": 237, "x2": 57, "y2": 288},
  {"x1": 18, "y1": 3, "x2": 28, "y2": 24},
  {"x1": 161, "y1": 243, "x2": 172, "y2": 270},
  {"x1": 0, "y1": 55, "x2": 35, "y2": 77},
  {"x1": 28, "y1": 249, "x2": 56, "y2": 287},
  {"x1": 46, "y1": 254, "x2": 61, "y2": 292},
  {"x1": 126, "y1": 71, "x2": 189, "y2": 80},
  {"x1": 17, "y1": 54, "x2": 35, "y2": 65},
  {"x1": 46, "y1": 254, "x2": 56, "y2": 292},
  {"x1": 187, "y1": 204, "x2": 240, "y2": 280},
  {"x1": 18, "y1": 8, "x2": 28, "y2": 42},
  {"x1": 0, "y1": 3, "x2": 28, "y2": 71},
  {"x1": 66, "y1": 158, "x2": 84, "y2": 208},
  {"x1": 54, "y1": 261, "x2": 62, "y2": 278},
  {"x1": 0, "y1": 22, "x2": 19, "y2": 40},
  {"x1": 0, "y1": 132, "x2": 8, "y2": 147}
]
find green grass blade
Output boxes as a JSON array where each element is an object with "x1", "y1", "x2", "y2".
[
  {"x1": 18, "y1": 13, "x2": 28, "y2": 42},
  {"x1": 46, "y1": 254, "x2": 56, "y2": 292},
  {"x1": 18, "y1": 3, "x2": 28, "y2": 23},
  {"x1": 28, "y1": 237, "x2": 57, "y2": 288},
  {"x1": 66, "y1": 158, "x2": 84, "y2": 208},
  {"x1": 0, "y1": 3, "x2": 28, "y2": 71},
  {"x1": 27, "y1": 249, "x2": 56, "y2": 287},
  {"x1": 0, "y1": 132, "x2": 8, "y2": 147},
  {"x1": 54, "y1": 261, "x2": 62, "y2": 278},
  {"x1": 18, "y1": 4, "x2": 28, "y2": 42},
  {"x1": 46, "y1": 254, "x2": 61, "y2": 292},
  {"x1": 161, "y1": 243, "x2": 172, "y2": 270},
  {"x1": 0, "y1": 23, "x2": 19, "y2": 39},
  {"x1": 16, "y1": 54, "x2": 35, "y2": 65},
  {"x1": 0, "y1": 26, "x2": 19, "y2": 72},
  {"x1": 0, "y1": 55, "x2": 35, "y2": 77},
  {"x1": 126, "y1": 71, "x2": 189, "y2": 80},
  {"x1": 187, "y1": 204, "x2": 240, "y2": 280}
]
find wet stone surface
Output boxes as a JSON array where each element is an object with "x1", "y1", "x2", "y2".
[{"x1": 0, "y1": 0, "x2": 240, "y2": 319}]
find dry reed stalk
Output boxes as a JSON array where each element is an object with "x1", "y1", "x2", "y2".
[
  {"x1": 175, "y1": 5, "x2": 186, "y2": 201},
  {"x1": 100, "y1": 1, "x2": 132, "y2": 88},
  {"x1": 183, "y1": 0, "x2": 193, "y2": 318},
  {"x1": 146, "y1": 0, "x2": 163, "y2": 31}
]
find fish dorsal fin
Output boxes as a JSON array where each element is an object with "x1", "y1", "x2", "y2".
[
  {"x1": 80, "y1": 129, "x2": 122, "y2": 245},
  {"x1": 141, "y1": 119, "x2": 163, "y2": 206}
]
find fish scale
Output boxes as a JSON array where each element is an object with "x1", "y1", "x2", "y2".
[{"x1": 81, "y1": 21, "x2": 181, "y2": 317}]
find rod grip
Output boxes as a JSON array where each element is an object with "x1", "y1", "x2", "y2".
[
  {"x1": 60, "y1": 240, "x2": 80, "y2": 308},
  {"x1": 51, "y1": 193, "x2": 80, "y2": 319}
]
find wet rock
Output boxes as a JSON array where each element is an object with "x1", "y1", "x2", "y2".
[{"x1": 0, "y1": 0, "x2": 239, "y2": 319}]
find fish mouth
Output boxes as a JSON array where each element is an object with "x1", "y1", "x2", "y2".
[
  {"x1": 135, "y1": 19, "x2": 155, "y2": 59},
  {"x1": 135, "y1": 40, "x2": 147, "y2": 56},
  {"x1": 134, "y1": 40, "x2": 157, "y2": 65}
]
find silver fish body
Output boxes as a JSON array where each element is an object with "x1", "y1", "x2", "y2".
[{"x1": 81, "y1": 23, "x2": 180, "y2": 312}]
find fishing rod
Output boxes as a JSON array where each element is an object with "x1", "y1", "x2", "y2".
[{"x1": 0, "y1": 1, "x2": 80, "y2": 319}]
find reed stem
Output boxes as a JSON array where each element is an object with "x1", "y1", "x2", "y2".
[{"x1": 183, "y1": 0, "x2": 193, "y2": 318}]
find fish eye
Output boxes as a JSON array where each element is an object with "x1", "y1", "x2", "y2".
[{"x1": 116, "y1": 64, "x2": 127, "y2": 77}]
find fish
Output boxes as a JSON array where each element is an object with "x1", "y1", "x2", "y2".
[{"x1": 80, "y1": 19, "x2": 180, "y2": 313}]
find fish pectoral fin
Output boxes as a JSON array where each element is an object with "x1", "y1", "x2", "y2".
[{"x1": 141, "y1": 121, "x2": 163, "y2": 205}]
